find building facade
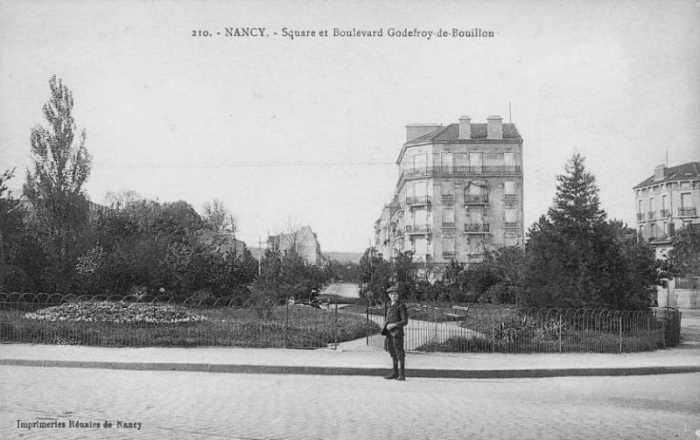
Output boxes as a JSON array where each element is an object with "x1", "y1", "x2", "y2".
[
  {"x1": 634, "y1": 162, "x2": 700, "y2": 308},
  {"x1": 374, "y1": 115, "x2": 524, "y2": 276},
  {"x1": 267, "y1": 226, "x2": 328, "y2": 266}
]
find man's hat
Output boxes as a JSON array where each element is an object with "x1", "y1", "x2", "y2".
[{"x1": 386, "y1": 284, "x2": 399, "y2": 294}]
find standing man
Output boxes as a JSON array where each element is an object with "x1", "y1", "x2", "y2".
[{"x1": 382, "y1": 284, "x2": 408, "y2": 380}]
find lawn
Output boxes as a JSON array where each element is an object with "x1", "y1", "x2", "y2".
[{"x1": 0, "y1": 302, "x2": 378, "y2": 349}]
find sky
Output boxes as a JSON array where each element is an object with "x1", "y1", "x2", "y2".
[{"x1": 1, "y1": 0, "x2": 698, "y2": 253}]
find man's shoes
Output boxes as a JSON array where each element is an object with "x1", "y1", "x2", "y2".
[{"x1": 384, "y1": 370, "x2": 399, "y2": 380}]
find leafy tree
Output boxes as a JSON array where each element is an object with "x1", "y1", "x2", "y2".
[
  {"x1": 0, "y1": 168, "x2": 29, "y2": 290},
  {"x1": 392, "y1": 250, "x2": 416, "y2": 299},
  {"x1": 666, "y1": 224, "x2": 700, "y2": 289},
  {"x1": 23, "y1": 76, "x2": 92, "y2": 292},
  {"x1": 359, "y1": 247, "x2": 391, "y2": 300},
  {"x1": 523, "y1": 154, "x2": 657, "y2": 309}
]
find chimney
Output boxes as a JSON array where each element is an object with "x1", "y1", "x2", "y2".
[
  {"x1": 487, "y1": 115, "x2": 503, "y2": 140},
  {"x1": 406, "y1": 123, "x2": 442, "y2": 142},
  {"x1": 458, "y1": 116, "x2": 471, "y2": 140},
  {"x1": 654, "y1": 164, "x2": 665, "y2": 181}
]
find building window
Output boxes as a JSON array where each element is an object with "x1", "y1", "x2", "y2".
[
  {"x1": 505, "y1": 208, "x2": 518, "y2": 226},
  {"x1": 442, "y1": 208, "x2": 455, "y2": 227},
  {"x1": 413, "y1": 153, "x2": 426, "y2": 171},
  {"x1": 504, "y1": 152, "x2": 515, "y2": 167},
  {"x1": 441, "y1": 180, "x2": 454, "y2": 196}
]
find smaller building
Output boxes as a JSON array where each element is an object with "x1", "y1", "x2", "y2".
[
  {"x1": 634, "y1": 162, "x2": 700, "y2": 308},
  {"x1": 267, "y1": 226, "x2": 328, "y2": 266}
]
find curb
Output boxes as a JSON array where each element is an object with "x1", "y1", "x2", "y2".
[{"x1": 2, "y1": 359, "x2": 700, "y2": 379}]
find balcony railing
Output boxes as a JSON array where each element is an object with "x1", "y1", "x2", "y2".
[
  {"x1": 503, "y1": 194, "x2": 517, "y2": 201},
  {"x1": 637, "y1": 213, "x2": 645, "y2": 222},
  {"x1": 464, "y1": 194, "x2": 489, "y2": 204},
  {"x1": 660, "y1": 209, "x2": 671, "y2": 218},
  {"x1": 405, "y1": 224, "x2": 431, "y2": 235},
  {"x1": 405, "y1": 196, "x2": 431, "y2": 207},
  {"x1": 464, "y1": 223, "x2": 490, "y2": 233},
  {"x1": 441, "y1": 222, "x2": 456, "y2": 229},
  {"x1": 679, "y1": 207, "x2": 697, "y2": 217},
  {"x1": 504, "y1": 222, "x2": 518, "y2": 229},
  {"x1": 467, "y1": 253, "x2": 485, "y2": 261},
  {"x1": 441, "y1": 195, "x2": 455, "y2": 205},
  {"x1": 442, "y1": 251, "x2": 456, "y2": 259},
  {"x1": 399, "y1": 165, "x2": 522, "y2": 182},
  {"x1": 647, "y1": 211, "x2": 655, "y2": 220}
]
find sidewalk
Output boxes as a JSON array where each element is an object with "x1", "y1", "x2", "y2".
[{"x1": 2, "y1": 342, "x2": 699, "y2": 379}]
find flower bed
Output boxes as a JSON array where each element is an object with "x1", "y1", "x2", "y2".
[{"x1": 23, "y1": 302, "x2": 207, "y2": 325}]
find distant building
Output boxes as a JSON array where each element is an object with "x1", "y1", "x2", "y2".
[
  {"x1": 634, "y1": 162, "x2": 700, "y2": 308},
  {"x1": 374, "y1": 115, "x2": 524, "y2": 279},
  {"x1": 267, "y1": 226, "x2": 327, "y2": 266}
]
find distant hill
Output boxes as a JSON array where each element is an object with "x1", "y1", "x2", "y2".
[
  {"x1": 247, "y1": 248, "x2": 363, "y2": 265},
  {"x1": 324, "y1": 252, "x2": 363, "y2": 264}
]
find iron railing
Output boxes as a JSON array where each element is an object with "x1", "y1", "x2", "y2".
[
  {"x1": 366, "y1": 304, "x2": 681, "y2": 353},
  {"x1": 0, "y1": 292, "x2": 374, "y2": 350},
  {"x1": 399, "y1": 166, "x2": 522, "y2": 182},
  {"x1": 406, "y1": 196, "x2": 431, "y2": 206},
  {"x1": 464, "y1": 223, "x2": 490, "y2": 233},
  {"x1": 679, "y1": 207, "x2": 697, "y2": 217}
]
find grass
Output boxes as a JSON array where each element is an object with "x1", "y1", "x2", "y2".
[
  {"x1": 0, "y1": 305, "x2": 379, "y2": 349},
  {"x1": 415, "y1": 329, "x2": 665, "y2": 353}
]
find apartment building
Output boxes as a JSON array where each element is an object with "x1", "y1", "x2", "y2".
[
  {"x1": 267, "y1": 226, "x2": 328, "y2": 266},
  {"x1": 634, "y1": 162, "x2": 700, "y2": 308},
  {"x1": 374, "y1": 115, "x2": 524, "y2": 277}
]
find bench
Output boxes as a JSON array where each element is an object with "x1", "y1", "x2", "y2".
[{"x1": 445, "y1": 306, "x2": 469, "y2": 321}]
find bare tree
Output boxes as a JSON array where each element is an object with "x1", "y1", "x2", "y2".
[
  {"x1": 203, "y1": 199, "x2": 237, "y2": 234},
  {"x1": 104, "y1": 190, "x2": 143, "y2": 210}
]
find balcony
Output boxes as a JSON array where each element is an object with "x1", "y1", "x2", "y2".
[
  {"x1": 405, "y1": 224, "x2": 431, "y2": 235},
  {"x1": 442, "y1": 251, "x2": 456, "y2": 259},
  {"x1": 441, "y1": 194, "x2": 455, "y2": 205},
  {"x1": 399, "y1": 165, "x2": 522, "y2": 183},
  {"x1": 679, "y1": 207, "x2": 697, "y2": 217},
  {"x1": 637, "y1": 212, "x2": 645, "y2": 222},
  {"x1": 441, "y1": 222, "x2": 456, "y2": 230},
  {"x1": 504, "y1": 222, "x2": 518, "y2": 229},
  {"x1": 467, "y1": 253, "x2": 484, "y2": 261},
  {"x1": 405, "y1": 196, "x2": 431, "y2": 207},
  {"x1": 646, "y1": 211, "x2": 655, "y2": 220},
  {"x1": 464, "y1": 223, "x2": 490, "y2": 234},
  {"x1": 464, "y1": 194, "x2": 489, "y2": 205},
  {"x1": 503, "y1": 194, "x2": 517, "y2": 201},
  {"x1": 660, "y1": 209, "x2": 671, "y2": 218}
]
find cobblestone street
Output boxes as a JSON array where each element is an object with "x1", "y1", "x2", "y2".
[{"x1": 1, "y1": 366, "x2": 699, "y2": 440}]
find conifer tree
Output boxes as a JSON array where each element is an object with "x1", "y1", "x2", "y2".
[{"x1": 523, "y1": 154, "x2": 658, "y2": 309}]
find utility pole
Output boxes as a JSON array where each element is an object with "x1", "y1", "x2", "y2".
[{"x1": 257, "y1": 235, "x2": 263, "y2": 276}]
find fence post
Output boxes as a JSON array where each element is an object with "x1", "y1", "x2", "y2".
[
  {"x1": 619, "y1": 314, "x2": 623, "y2": 353},
  {"x1": 285, "y1": 299, "x2": 289, "y2": 348},
  {"x1": 334, "y1": 300, "x2": 338, "y2": 350},
  {"x1": 366, "y1": 303, "x2": 369, "y2": 347},
  {"x1": 434, "y1": 307, "x2": 438, "y2": 343},
  {"x1": 558, "y1": 312, "x2": 562, "y2": 353}
]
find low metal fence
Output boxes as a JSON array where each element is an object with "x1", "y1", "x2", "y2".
[
  {"x1": 0, "y1": 292, "x2": 372, "y2": 350},
  {"x1": 366, "y1": 303, "x2": 682, "y2": 353}
]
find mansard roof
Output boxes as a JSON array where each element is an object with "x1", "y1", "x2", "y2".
[
  {"x1": 407, "y1": 123, "x2": 522, "y2": 145},
  {"x1": 634, "y1": 162, "x2": 700, "y2": 189}
]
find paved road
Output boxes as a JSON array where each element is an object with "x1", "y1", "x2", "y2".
[
  {"x1": 2, "y1": 366, "x2": 699, "y2": 440},
  {"x1": 322, "y1": 283, "x2": 360, "y2": 299}
]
